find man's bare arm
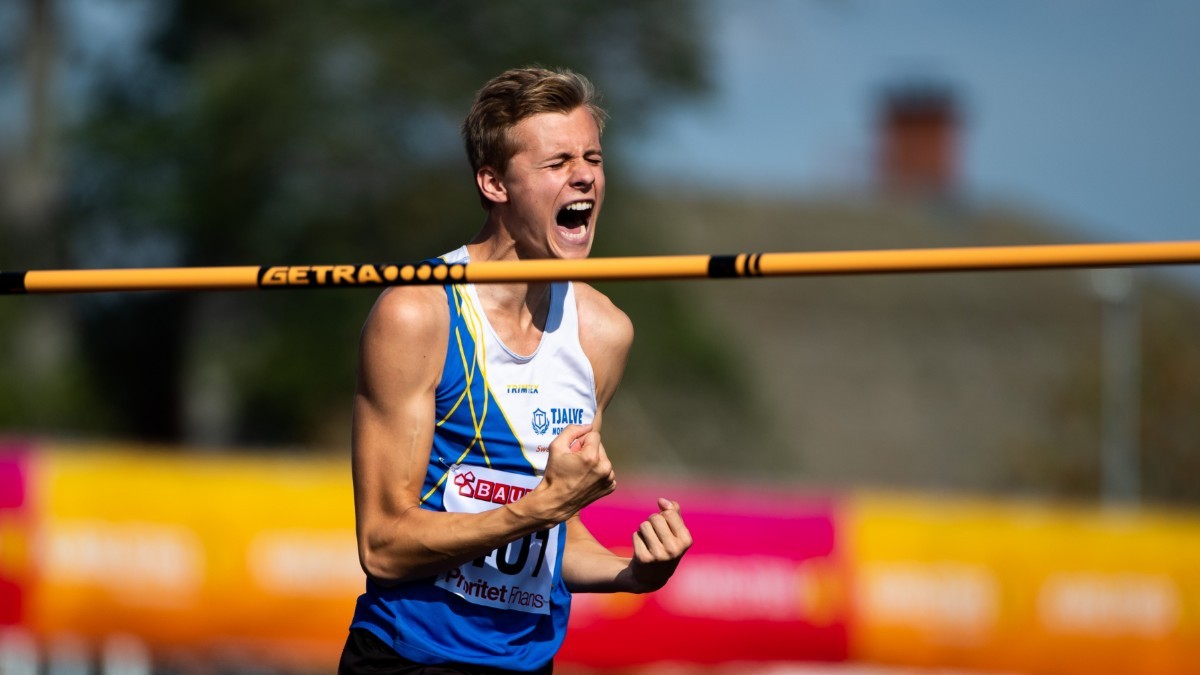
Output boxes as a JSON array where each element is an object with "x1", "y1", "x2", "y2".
[
  {"x1": 563, "y1": 500, "x2": 692, "y2": 594},
  {"x1": 562, "y1": 284, "x2": 693, "y2": 593}
]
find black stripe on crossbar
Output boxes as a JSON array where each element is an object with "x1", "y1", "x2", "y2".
[
  {"x1": 749, "y1": 253, "x2": 762, "y2": 276},
  {"x1": 708, "y1": 255, "x2": 740, "y2": 278},
  {"x1": 0, "y1": 272, "x2": 27, "y2": 294}
]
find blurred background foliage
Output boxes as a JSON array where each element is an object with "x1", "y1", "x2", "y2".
[
  {"x1": 0, "y1": 0, "x2": 769, "y2": 460},
  {"x1": 2, "y1": 0, "x2": 1198, "y2": 503}
]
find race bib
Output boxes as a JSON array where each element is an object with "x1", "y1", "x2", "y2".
[{"x1": 434, "y1": 465, "x2": 559, "y2": 615}]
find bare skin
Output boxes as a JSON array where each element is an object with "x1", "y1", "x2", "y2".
[{"x1": 351, "y1": 107, "x2": 691, "y2": 594}]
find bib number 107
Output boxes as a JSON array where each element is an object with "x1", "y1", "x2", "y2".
[{"x1": 475, "y1": 528, "x2": 551, "y2": 577}]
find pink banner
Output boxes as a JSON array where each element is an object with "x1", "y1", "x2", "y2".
[
  {"x1": 0, "y1": 442, "x2": 33, "y2": 625},
  {"x1": 561, "y1": 480, "x2": 848, "y2": 667}
]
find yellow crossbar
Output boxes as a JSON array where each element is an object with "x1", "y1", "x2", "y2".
[{"x1": 2, "y1": 241, "x2": 1198, "y2": 294}]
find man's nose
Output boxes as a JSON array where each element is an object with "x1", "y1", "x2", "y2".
[{"x1": 570, "y1": 163, "x2": 596, "y2": 190}]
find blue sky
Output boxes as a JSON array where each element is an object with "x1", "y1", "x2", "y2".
[
  {"x1": 624, "y1": 0, "x2": 1200, "y2": 249},
  {"x1": 2, "y1": 2, "x2": 1195, "y2": 257}
]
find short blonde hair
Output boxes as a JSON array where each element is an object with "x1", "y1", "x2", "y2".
[{"x1": 462, "y1": 66, "x2": 607, "y2": 175}]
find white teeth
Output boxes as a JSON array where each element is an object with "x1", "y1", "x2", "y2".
[{"x1": 564, "y1": 201, "x2": 593, "y2": 211}]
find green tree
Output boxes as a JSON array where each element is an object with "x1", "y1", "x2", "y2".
[{"x1": 39, "y1": 0, "x2": 721, "y2": 447}]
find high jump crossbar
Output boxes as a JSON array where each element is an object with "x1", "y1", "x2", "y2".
[{"x1": 2, "y1": 241, "x2": 1199, "y2": 294}]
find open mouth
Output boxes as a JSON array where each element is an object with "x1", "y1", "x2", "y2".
[{"x1": 555, "y1": 200, "x2": 594, "y2": 237}]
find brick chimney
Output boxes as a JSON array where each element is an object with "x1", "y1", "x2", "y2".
[{"x1": 877, "y1": 83, "x2": 960, "y2": 198}]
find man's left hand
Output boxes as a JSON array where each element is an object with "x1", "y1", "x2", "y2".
[{"x1": 628, "y1": 498, "x2": 692, "y2": 592}]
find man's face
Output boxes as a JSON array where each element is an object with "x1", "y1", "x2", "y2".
[{"x1": 496, "y1": 107, "x2": 604, "y2": 260}]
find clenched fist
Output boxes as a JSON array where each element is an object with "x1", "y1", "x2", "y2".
[
  {"x1": 628, "y1": 498, "x2": 692, "y2": 592},
  {"x1": 529, "y1": 424, "x2": 616, "y2": 524}
]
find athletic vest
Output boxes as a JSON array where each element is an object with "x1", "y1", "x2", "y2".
[{"x1": 350, "y1": 246, "x2": 598, "y2": 670}]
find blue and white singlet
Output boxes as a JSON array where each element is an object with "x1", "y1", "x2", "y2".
[{"x1": 350, "y1": 246, "x2": 598, "y2": 670}]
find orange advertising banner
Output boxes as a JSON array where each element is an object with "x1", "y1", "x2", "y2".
[
  {"x1": 847, "y1": 493, "x2": 1200, "y2": 675},
  {"x1": 20, "y1": 443, "x2": 360, "y2": 670}
]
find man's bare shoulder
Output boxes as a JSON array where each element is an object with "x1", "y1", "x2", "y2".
[
  {"x1": 361, "y1": 285, "x2": 449, "y2": 349},
  {"x1": 573, "y1": 282, "x2": 633, "y2": 353}
]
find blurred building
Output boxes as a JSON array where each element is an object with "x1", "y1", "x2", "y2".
[{"x1": 877, "y1": 83, "x2": 962, "y2": 200}]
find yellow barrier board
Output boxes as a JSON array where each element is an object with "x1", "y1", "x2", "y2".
[
  {"x1": 847, "y1": 493, "x2": 1200, "y2": 675},
  {"x1": 26, "y1": 445, "x2": 360, "y2": 668}
]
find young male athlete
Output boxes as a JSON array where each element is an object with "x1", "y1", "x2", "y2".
[{"x1": 342, "y1": 67, "x2": 692, "y2": 674}]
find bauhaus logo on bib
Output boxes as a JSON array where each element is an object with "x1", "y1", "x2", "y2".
[{"x1": 454, "y1": 470, "x2": 530, "y2": 505}]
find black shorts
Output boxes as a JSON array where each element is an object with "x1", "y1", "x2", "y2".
[{"x1": 338, "y1": 628, "x2": 554, "y2": 675}]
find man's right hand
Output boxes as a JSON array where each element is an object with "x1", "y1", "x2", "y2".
[{"x1": 527, "y1": 424, "x2": 616, "y2": 524}]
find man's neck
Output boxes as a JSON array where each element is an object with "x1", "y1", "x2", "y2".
[{"x1": 466, "y1": 227, "x2": 553, "y2": 348}]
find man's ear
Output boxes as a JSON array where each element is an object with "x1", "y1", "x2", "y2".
[{"x1": 476, "y1": 166, "x2": 508, "y2": 205}]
